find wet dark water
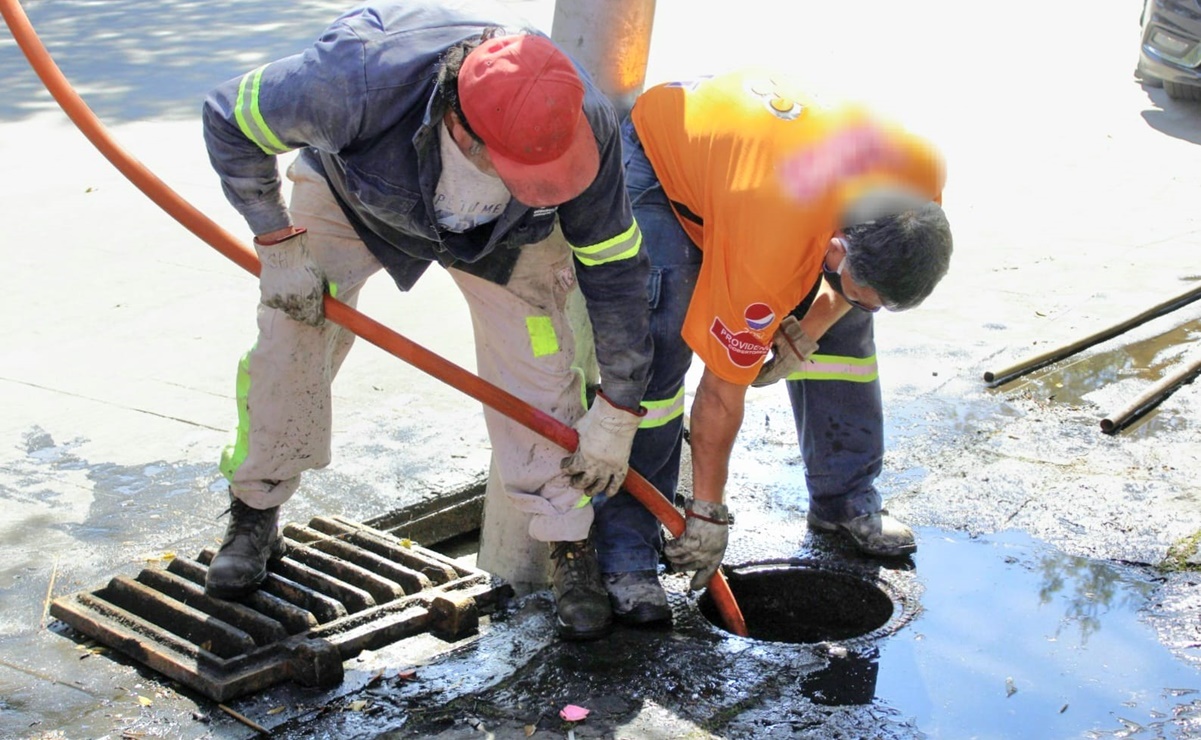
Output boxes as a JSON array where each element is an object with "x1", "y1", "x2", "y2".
[
  {"x1": 999, "y1": 318, "x2": 1201, "y2": 438},
  {"x1": 870, "y1": 529, "x2": 1201, "y2": 738}
]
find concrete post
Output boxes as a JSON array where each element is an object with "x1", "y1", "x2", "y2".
[{"x1": 550, "y1": 0, "x2": 657, "y2": 120}]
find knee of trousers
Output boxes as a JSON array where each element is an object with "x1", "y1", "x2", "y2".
[{"x1": 501, "y1": 485, "x2": 595, "y2": 543}]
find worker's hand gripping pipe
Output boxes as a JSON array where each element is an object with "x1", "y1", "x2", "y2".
[{"x1": 1, "y1": 0, "x2": 749, "y2": 637}]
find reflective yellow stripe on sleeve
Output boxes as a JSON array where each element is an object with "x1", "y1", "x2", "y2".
[
  {"x1": 235, "y1": 66, "x2": 290, "y2": 155},
  {"x1": 639, "y1": 386, "x2": 686, "y2": 429},
  {"x1": 570, "y1": 221, "x2": 642, "y2": 266},
  {"x1": 785, "y1": 353, "x2": 879, "y2": 383}
]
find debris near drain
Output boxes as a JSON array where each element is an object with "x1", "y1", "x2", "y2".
[
  {"x1": 219, "y1": 703, "x2": 269, "y2": 735},
  {"x1": 49, "y1": 515, "x2": 511, "y2": 702},
  {"x1": 560, "y1": 705, "x2": 590, "y2": 721}
]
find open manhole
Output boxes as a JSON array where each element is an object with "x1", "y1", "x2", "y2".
[
  {"x1": 698, "y1": 559, "x2": 913, "y2": 644},
  {"x1": 49, "y1": 515, "x2": 510, "y2": 702}
]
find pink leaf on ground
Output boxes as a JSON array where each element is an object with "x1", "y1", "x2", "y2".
[{"x1": 559, "y1": 704, "x2": 590, "y2": 722}]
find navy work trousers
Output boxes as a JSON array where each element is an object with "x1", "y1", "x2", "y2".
[{"x1": 592, "y1": 119, "x2": 884, "y2": 574}]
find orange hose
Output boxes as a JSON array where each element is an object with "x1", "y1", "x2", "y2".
[{"x1": 1, "y1": 0, "x2": 748, "y2": 637}]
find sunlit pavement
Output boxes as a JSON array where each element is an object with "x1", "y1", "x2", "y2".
[{"x1": 4, "y1": 0, "x2": 1201, "y2": 737}]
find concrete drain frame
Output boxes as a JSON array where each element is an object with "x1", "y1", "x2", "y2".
[
  {"x1": 698, "y1": 558, "x2": 917, "y2": 646},
  {"x1": 49, "y1": 515, "x2": 510, "y2": 702}
]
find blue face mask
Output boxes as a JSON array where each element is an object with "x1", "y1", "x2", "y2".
[{"x1": 823, "y1": 253, "x2": 881, "y2": 313}]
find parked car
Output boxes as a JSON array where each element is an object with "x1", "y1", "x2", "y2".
[{"x1": 1136, "y1": 0, "x2": 1201, "y2": 100}]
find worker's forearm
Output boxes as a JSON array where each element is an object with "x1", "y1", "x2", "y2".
[
  {"x1": 688, "y1": 369, "x2": 746, "y2": 505},
  {"x1": 797, "y1": 277, "x2": 853, "y2": 342}
]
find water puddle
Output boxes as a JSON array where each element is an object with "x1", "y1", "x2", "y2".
[
  {"x1": 867, "y1": 528, "x2": 1201, "y2": 737},
  {"x1": 672, "y1": 526, "x2": 1201, "y2": 736},
  {"x1": 998, "y1": 319, "x2": 1201, "y2": 438}
]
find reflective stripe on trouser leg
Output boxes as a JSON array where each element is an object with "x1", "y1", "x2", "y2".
[
  {"x1": 786, "y1": 306, "x2": 884, "y2": 522},
  {"x1": 222, "y1": 156, "x2": 383, "y2": 509},
  {"x1": 449, "y1": 230, "x2": 594, "y2": 543}
]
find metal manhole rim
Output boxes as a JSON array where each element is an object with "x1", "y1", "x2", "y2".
[{"x1": 701, "y1": 556, "x2": 920, "y2": 647}]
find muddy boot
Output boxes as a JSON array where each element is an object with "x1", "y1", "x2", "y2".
[
  {"x1": 807, "y1": 509, "x2": 916, "y2": 558},
  {"x1": 548, "y1": 539, "x2": 612, "y2": 640},
  {"x1": 603, "y1": 570, "x2": 672, "y2": 627},
  {"x1": 205, "y1": 495, "x2": 286, "y2": 600}
]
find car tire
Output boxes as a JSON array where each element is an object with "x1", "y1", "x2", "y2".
[
  {"x1": 1135, "y1": 60, "x2": 1164, "y2": 88},
  {"x1": 1164, "y1": 80, "x2": 1201, "y2": 100}
]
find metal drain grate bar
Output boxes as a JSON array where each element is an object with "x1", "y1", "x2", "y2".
[
  {"x1": 104, "y1": 575, "x2": 258, "y2": 656},
  {"x1": 268, "y1": 551, "x2": 378, "y2": 614},
  {"x1": 194, "y1": 547, "x2": 351, "y2": 623},
  {"x1": 310, "y1": 516, "x2": 463, "y2": 583},
  {"x1": 284, "y1": 522, "x2": 430, "y2": 595},
  {"x1": 50, "y1": 517, "x2": 510, "y2": 701},
  {"x1": 166, "y1": 555, "x2": 320, "y2": 633},
  {"x1": 135, "y1": 568, "x2": 291, "y2": 645}
]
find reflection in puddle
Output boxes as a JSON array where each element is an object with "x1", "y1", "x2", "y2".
[
  {"x1": 868, "y1": 529, "x2": 1201, "y2": 738},
  {"x1": 696, "y1": 529, "x2": 1200, "y2": 733},
  {"x1": 1000, "y1": 319, "x2": 1200, "y2": 437},
  {"x1": 800, "y1": 645, "x2": 880, "y2": 706}
]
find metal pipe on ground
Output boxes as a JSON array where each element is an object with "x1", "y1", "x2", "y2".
[
  {"x1": 1, "y1": 0, "x2": 748, "y2": 637},
  {"x1": 1099, "y1": 354, "x2": 1201, "y2": 434},
  {"x1": 983, "y1": 284, "x2": 1201, "y2": 388}
]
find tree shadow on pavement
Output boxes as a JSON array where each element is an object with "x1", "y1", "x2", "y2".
[{"x1": 0, "y1": 0, "x2": 350, "y2": 124}]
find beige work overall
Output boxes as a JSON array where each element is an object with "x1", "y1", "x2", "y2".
[{"x1": 221, "y1": 157, "x2": 598, "y2": 570}]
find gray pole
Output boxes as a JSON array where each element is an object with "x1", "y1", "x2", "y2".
[{"x1": 550, "y1": 0, "x2": 657, "y2": 120}]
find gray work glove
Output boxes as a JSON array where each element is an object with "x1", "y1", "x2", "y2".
[
  {"x1": 664, "y1": 498, "x2": 731, "y2": 591},
  {"x1": 561, "y1": 392, "x2": 645, "y2": 499},
  {"x1": 254, "y1": 227, "x2": 326, "y2": 327},
  {"x1": 751, "y1": 315, "x2": 819, "y2": 387}
]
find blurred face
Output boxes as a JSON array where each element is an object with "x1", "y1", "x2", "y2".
[{"x1": 823, "y1": 237, "x2": 887, "y2": 313}]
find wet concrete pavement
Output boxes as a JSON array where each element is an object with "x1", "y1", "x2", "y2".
[{"x1": 4, "y1": 0, "x2": 1201, "y2": 737}]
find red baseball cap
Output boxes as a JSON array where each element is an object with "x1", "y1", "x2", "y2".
[{"x1": 459, "y1": 35, "x2": 600, "y2": 207}]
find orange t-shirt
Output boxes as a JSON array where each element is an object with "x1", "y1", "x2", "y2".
[{"x1": 630, "y1": 70, "x2": 945, "y2": 384}]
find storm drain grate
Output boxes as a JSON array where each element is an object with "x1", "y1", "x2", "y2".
[{"x1": 49, "y1": 516, "x2": 510, "y2": 702}]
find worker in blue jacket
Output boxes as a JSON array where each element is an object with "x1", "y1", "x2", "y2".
[{"x1": 201, "y1": 0, "x2": 651, "y2": 641}]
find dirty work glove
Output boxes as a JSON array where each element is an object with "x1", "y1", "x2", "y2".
[
  {"x1": 751, "y1": 315, "x2": 819, "y2": 388},
  {"x1": 561, "y1": 392, "x2": 646, "y2": 499},
  {"x1": 253, "y1": 227, "x2": 326, "y2": 327},
  {"x1": 664, "y1": 499, "x2": 731, "y2": 591}
]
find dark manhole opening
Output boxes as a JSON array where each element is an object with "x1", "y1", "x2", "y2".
[{"x1": 698, "y1": 560, "x2": 897, "y2": 644}]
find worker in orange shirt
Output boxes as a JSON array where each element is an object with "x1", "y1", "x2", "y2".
[{"x1": 592, "y1": 70, "x2": 953, "y2": 625}]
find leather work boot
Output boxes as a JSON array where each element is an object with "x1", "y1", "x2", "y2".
[
  {"x1": 806, "y1": 509, "x2": 917, "y2": 558},
  {"x1": 603, "y1": 570, "x2": 672, "y2": 627},
  {"x1": 548, "y1": 539, "x2": 612, "y2": 640},
  {"x1": 205, "y1": 495, "x2": 286, "y2": 600}
]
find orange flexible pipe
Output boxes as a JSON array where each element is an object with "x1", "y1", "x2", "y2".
[{"x1": 2, "y1": 0, "x2": 748, "y2": 636}]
